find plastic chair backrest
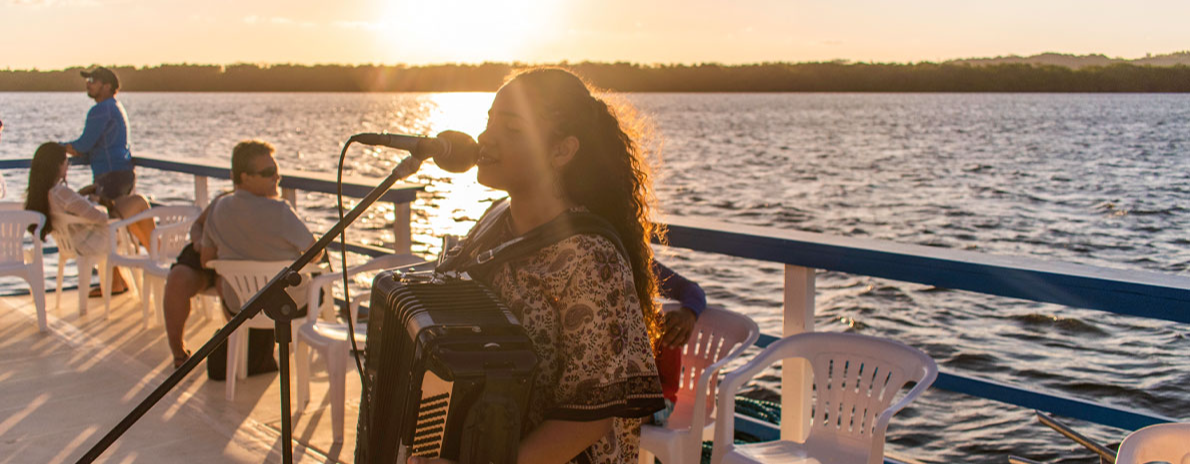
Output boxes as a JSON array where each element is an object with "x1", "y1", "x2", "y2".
[
  {"x1": 672, "y1": 304, "x2": 759, "y2": 428},
  {"x1": 207, "y1": 260, "x2": 293, "y2": 305},
  {"x1": 1116, "y1": 422, "x2": 1190, "y2": 464},
  {"x1": 142, "y1": 206, "x2": 200, "y2": 260},
  {"x1": 803, "y1": 333, "x2": 936, "y2": 448},
  {"x1": 714, "y1": 332, "x2": 937, "y2": 464},
  {"x1": 49, "y1": 212, "x2": 103, "y2": 259},
  {"x1": 0, "y1": 210, "x2": 44, "y2": 263}
]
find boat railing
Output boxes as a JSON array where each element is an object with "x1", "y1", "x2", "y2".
[
  {"x1": 0, "y1": 154, "x2": 423, "y2": 258},
  {"x1": 1, "y1": 156, "x2": 1184, "y2": 446},
  {"x1": 663, "y1": 216, "x2": 1187, "y2": 442}
]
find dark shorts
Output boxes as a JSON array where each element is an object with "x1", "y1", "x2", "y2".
[
  {"x1": 171, "y1": 243, "x2": 216, "y2": 288},
  {"x1": 94, "y1": 169, "x2": 136, "y2": 202}
]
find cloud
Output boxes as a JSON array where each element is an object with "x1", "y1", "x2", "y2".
[
  {"x1": 239, "y1": 16, "x2": 317, "y2": 28},
  {"x1": 8, "y1": 0, "x2": 111, "y2": 5},
  {"x1": 332, "y1": 20, "x2": 383, "y2": 31},
  {"x1": 8, "y1": 0, "x2": 136, "y2": 5}
]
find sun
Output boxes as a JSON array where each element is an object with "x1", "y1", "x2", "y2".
[{"x1": 378, "y1": 0, "x2": 563, "y2": 63}]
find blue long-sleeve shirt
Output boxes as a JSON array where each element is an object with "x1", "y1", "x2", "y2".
[
  {"x1": 65, "y1": 98, "x2": 132, "y2": 177},
  {"x1": 654, "y1": 261, "x2": 707, "y2": 317}
]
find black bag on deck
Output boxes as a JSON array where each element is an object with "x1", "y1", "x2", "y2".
[{"x1": 205, "y1": 328, "x2": 279, "y2": 381}]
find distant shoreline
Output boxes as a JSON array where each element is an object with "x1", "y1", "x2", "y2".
[{"x1": 3, "y1": 61, "x2": 1189, "y2": 92}]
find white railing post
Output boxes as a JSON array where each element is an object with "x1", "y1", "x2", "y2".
[
  {"x1": 392, "y1": 202, "x2": 412, "y2": 255},
  {"x1": 782, "y1": 265, "x2": 816, "y2": 442},
  {"x1": 194, "y1": 175, "x2": 209, "y2": 208},
  {"x1": 282, "y1": 187, "x2": 297, "y2": 210}
]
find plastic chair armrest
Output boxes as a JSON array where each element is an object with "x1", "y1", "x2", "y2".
[
  {"x1": 689, "y1": 329, "x2": 761, "y2": 431},
  {"x1": 872, "y1": 363, "x2": 938, "y2": 436},
  {"x1": 713, "y1": 360, "x2": 762, "y2": 463},
  {"x1": 108, "y1": 208, "x2": 158, "y2": 230}
]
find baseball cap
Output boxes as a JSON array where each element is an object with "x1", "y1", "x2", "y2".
[{"x1": 80, "y1": 67, "x2": 120, "y2": 90}]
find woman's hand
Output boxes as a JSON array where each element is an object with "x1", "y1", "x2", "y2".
[{"x1": 661, "y1": 307, "x2": 697, "y2": 348}]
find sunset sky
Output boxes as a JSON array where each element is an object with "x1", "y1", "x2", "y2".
[{"x1": 2, "y1": 0, "x2": 1187, "y2": 70}]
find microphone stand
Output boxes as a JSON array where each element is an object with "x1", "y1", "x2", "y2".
[{"x1": 78, "y1": 155, "x2": 426, "y2": 464}]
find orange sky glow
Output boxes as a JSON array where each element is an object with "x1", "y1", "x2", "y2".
[{"x1": 1, "y1": 0, "x2": 1187, "y2": 70}]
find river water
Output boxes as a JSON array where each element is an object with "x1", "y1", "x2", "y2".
[{"x1": 1, "y1": 91, "x2": 1187, "y2": 463}]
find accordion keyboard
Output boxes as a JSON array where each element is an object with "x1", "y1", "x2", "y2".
[{"x1": 409, "y1": 372, "x2": 454, "y2": 459}]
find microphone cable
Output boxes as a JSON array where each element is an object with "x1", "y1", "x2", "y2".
[{"x1": 335, "y1": 141, "x2": 367, "y2": 388}]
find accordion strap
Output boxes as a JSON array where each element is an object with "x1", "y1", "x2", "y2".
[{"x1": 440, "y1": 198, "x2": 626, "y2": 280}]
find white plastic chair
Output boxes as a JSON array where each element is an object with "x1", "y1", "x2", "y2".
[
  {"x1": 207, "y1": 259, "x2": 315, "y2": 401},
  {"x1": 50, "y1": 213, "x2": 114, "y2": 318},
  {"x1": 1116, "y1": 422, "x2": 1190, "y2": 464},
  {"x1": 295, "y1": 253, "x2": 425, "y2": 442},
  {"x1": 0, "y1": 211, "x2": 47, "y2": 332},
  {"x1": 711, "y1": 332, "x2": 938, "y2": 464},
  {"x1": 640, "y1": 304, "x2": 760, "y2": 464},
  {"x1": 105, "y1": 205, "x2": 201, "y2": 327}
]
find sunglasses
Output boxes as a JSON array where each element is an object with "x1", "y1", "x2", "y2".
[{"x1": 247, "y1": 166, "x2": 278, "y2": 178}]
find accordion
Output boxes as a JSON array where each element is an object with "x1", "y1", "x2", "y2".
[{"x1": 355, "y1": 270, "x2": 538, "y2": 464}]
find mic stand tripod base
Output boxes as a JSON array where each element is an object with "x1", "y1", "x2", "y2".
[{"x1": 257, "y1": 274, "x2": 302, "y2": 464}]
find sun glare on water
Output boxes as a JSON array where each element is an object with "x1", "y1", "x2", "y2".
[
  {"x1": 378, "y1": 0, "x2": 562, "y2": 63},
  {"x1": 414, "y1": 92, "x2": 500, "y2": 249}
]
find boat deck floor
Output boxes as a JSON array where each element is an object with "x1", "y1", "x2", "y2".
[{"x1": 0, "y1": 285, "x2": 360, "y2": 463}]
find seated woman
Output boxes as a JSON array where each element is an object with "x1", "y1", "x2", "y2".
[
  {"x1": 653, "y1": 261, "x2": 707, "y2": 417},
  {"x1": 427, "y1": 68, "x2": 666, "y2": 463},
  {"x1": 24, "y1": 142, "x2": 152, "y2": 295}
]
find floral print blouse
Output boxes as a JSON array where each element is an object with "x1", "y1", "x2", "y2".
[{"x1": 479, "y1": 228, "x2": 665, "y2": 463}]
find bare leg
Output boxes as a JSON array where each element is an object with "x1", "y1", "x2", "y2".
[
  {"x1": 111, "y1": 194, "x2": 154, "y2": 248},
  {"x1": 164, "y1": 265, "x2": 207, "y2": 364},
  {"x1": 91, "y1": 194, "x2": 153, "y2": 296}
]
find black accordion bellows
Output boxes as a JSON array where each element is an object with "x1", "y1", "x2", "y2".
[{"x1": 355, "y1": 270, "x2": 538, "y2": 464}]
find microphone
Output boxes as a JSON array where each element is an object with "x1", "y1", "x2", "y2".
[{"x1": 349, "y1": 130, "x2": 479, "y2": 173}]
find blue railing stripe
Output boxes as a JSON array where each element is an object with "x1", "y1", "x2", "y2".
[
  {"x1": 325, "y1": 240, "x2": 393, "y2": 258},
  {"x1": 661, "y1": 217, "x2": 1190, "y2": 325},
  {"x1": 0, "y1": 155, "x2": 425, "y2": 203},
  {"x1": 38, "y1": 239, "x2": 389, "y2": 260},
  {"x1": 932, "y1": 371, "x2": 1176, "y2": 431},
  {"x1": 132, "y1": 155, "x2": 424, "y2": 203},
  {"x1": 0, "y1": 158, "x2": 88, "y2": 169}
]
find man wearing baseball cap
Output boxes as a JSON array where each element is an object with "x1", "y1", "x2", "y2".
[{"x1": 63, "y1": 66, "x2": 136, "y2": 202}]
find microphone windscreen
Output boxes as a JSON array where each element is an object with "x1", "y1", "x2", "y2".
[{"x1": 435, "y1": 130, "x2": 479, "y2": 173}]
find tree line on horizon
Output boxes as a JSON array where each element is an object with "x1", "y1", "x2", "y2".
[{"x1": 2, "y1": 61, "x2": 1189, "y2": 92}]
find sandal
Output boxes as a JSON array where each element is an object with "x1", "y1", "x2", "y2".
[
  {"x1": 173, "y1": 350, "x2": 192, "y2": 369},
  {"x1": 88, "y1": 285, "x2": 130, "y2": 298}
]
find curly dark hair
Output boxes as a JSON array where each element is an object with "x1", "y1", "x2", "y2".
[{"x1": 503, "y1": 67, "x2": 666, "y2": 347}]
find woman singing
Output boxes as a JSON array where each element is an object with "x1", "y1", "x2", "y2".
[{"x1": 430, "y1": 68, "x2": 666, "y2": 463}]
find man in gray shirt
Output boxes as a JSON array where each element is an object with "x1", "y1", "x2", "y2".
[{"x1": 201, "y1": 140, "x2": 321, "y2": 313}]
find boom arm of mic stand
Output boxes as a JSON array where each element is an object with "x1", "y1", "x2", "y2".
[{"x1": 78, "y1": 161, "x2": 417, "y2": 464}]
